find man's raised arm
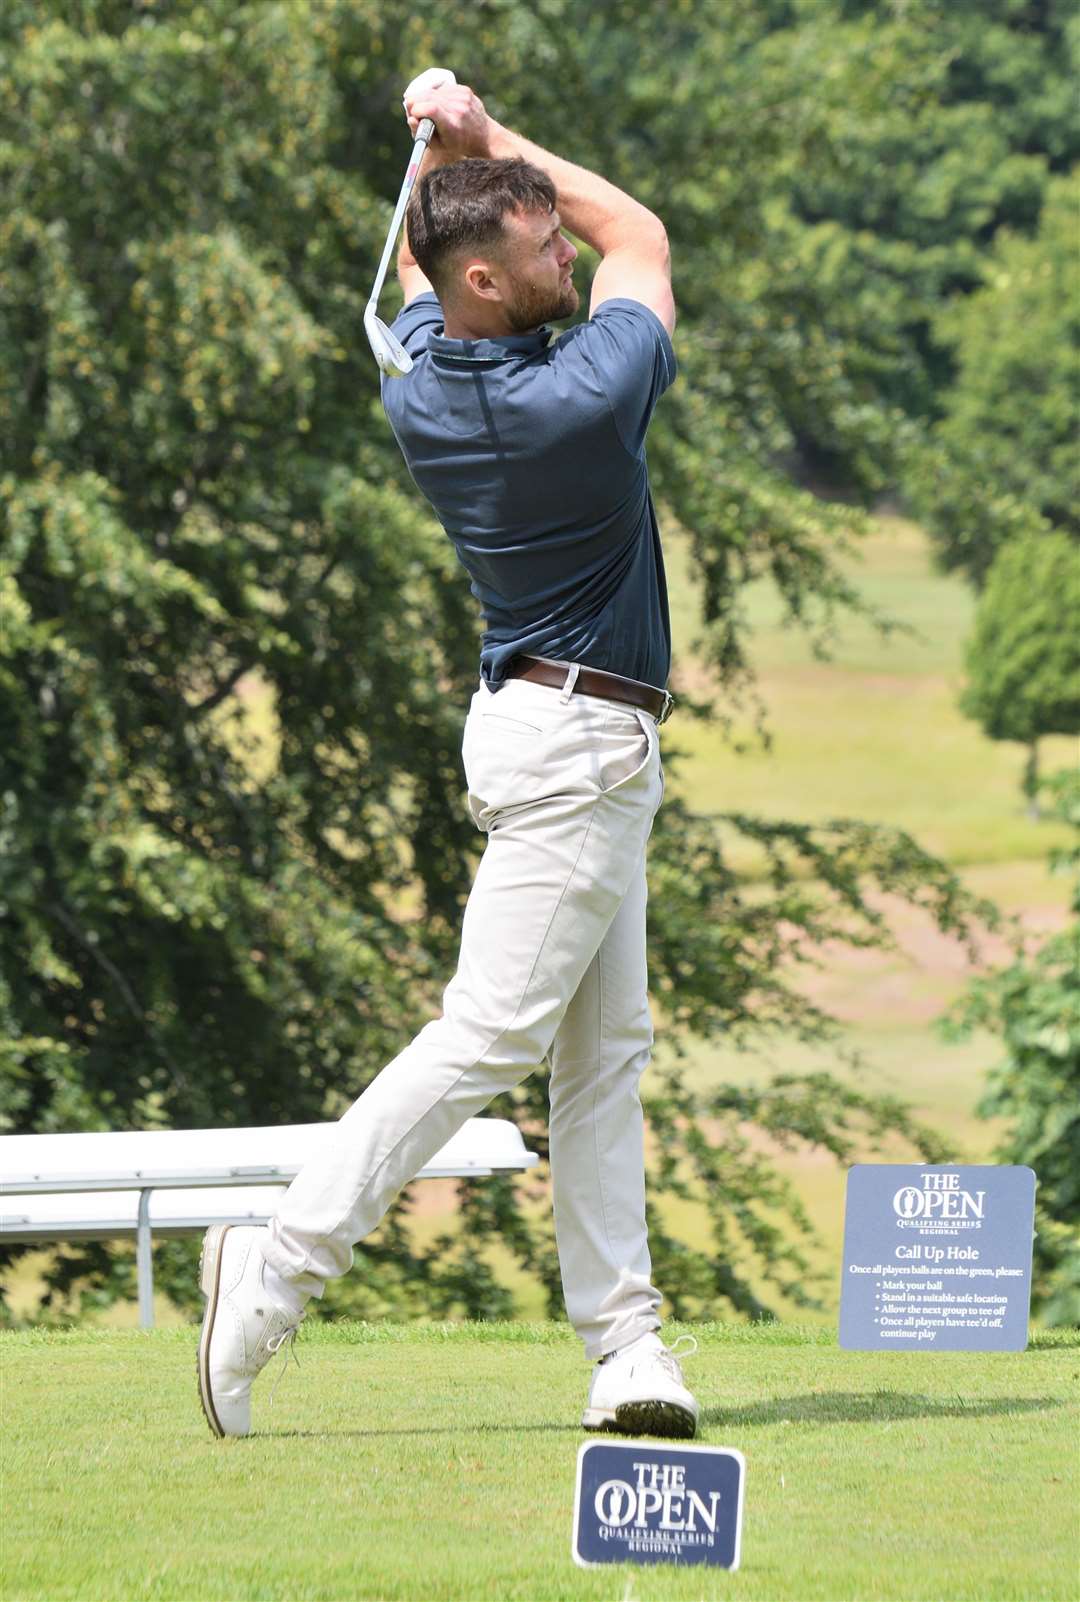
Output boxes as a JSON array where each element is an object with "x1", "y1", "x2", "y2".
[{"x1": 402, "y1": 83, "x2": 674, "y2": 334}]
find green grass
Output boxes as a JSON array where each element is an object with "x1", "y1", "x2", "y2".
[{"x1": 2, "y1": 1322, "x2": 1077, "y2": 1602}]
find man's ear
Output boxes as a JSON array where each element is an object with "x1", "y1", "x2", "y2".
[{"x1": 463, "y1": 261, "x2": 506, "y2": 304}]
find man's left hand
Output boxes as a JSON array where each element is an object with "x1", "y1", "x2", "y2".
[{"x1": 403, "y1": 80, "x2": 491, "y2": 162}]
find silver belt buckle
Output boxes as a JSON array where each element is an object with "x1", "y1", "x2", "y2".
[{"x1": 657, "y1": 690, "x2": 675, "y2": 725}]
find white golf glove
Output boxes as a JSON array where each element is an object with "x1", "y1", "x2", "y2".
[{"x1": 402, "y1": 67, "x2": 457, "y2": 117}]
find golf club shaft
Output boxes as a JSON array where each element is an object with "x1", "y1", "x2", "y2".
[{"x1": 366, "y1": 119, "x2": 435, "y2": 315}]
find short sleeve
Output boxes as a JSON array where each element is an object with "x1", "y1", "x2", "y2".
[
  {"x1": 388, "y1": 291, "x2": 443, "y2": 358},
  {"x1": 576, "y1": 298, "x2": 677, "y2": 456}
]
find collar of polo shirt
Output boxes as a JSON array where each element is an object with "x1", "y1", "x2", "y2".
[{"x1": 427, "y1": 324, "x2": 558, "y2": 363}]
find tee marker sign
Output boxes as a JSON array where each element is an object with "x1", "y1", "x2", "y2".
[{"x1": 571, "y1": 1440, "x2": 745, "y2": 1570}]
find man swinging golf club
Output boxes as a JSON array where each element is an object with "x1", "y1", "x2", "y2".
[{"x1": 198, "y1": 70, "x2": 698, "y2": 1440}]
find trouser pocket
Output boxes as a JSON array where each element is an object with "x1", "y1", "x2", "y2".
[{"x1": 597, "y1": 708, "x2": 657, "y2": 795}]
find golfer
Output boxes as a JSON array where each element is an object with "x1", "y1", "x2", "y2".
[{"x1": 198, "y1": 76, "x2": 698, "y2": 1440}]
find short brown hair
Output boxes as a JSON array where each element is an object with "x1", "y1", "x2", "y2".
[{"x1": 405, "y1": 157, "x2": 557, "y2": 302}]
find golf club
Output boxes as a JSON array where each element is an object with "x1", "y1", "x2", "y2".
[{"x1": 365, "y1": 68, "x2": 457, "y2": 378}]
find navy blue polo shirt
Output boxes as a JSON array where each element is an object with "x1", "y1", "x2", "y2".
[{"x1": 380, "y1": 293, "x2": 677, "y2": 691}]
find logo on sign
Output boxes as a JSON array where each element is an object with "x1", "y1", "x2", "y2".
[
  {"x1": 893, "y1": 1172, "x2": 986, "y2": 1232},
  {"x1": 572, "y1": 1441, "x2": 744, "y2": 1570},
  {"x1": 594, "y1": 1462, "x2": 721, "y2": 1542}
]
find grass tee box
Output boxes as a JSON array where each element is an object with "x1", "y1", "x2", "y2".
[{"x1": 2, "y1": 1320, "x2": 1076, "y2": 1602}]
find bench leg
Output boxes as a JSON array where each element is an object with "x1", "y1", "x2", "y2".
[{"x1": 136, "y1": 1189, "x2": 154, "y2": 1329}]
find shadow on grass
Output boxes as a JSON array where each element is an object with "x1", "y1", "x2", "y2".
[
  {"x1": 232, "y1": 1394, "x2": 1065, "y2": 1443},
  {"x1": 703, "y1": 1392, "x2": 1067, "y2": 1428}
]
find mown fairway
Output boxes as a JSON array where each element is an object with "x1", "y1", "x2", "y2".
[
  {"x1": 2, "y1": 1321, "x2": 1077, "y2": 1602},
  {"x1": 663, "y1": 512, "x2": 1073, "y2": 867}
]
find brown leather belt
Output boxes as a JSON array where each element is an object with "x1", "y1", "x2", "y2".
[{"x1": 505, "y1": 655, "x2": 675, "y2": 724}]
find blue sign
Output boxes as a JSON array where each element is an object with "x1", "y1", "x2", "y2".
[
  {"x1": 840, "y1": 1164, "x2": 1036, "y2": 1351},
  {"x1": 571, "y1": 1440, "x2": 745, "y2": 1570}
]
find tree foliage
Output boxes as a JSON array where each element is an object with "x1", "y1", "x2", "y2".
[
  {"x1": 945, "y1": 772, "x2": 1080, "y2": 1326},
  {"x1": 746, "y1": 0, "x2": 1079, "y2": 483},
  {"x1": 957, "y1": 529, "x2": 1080, "y2": 809},
  {"x1": 907, "y1": 174, "x2": 1080, "y2": 586},
  {"x1": 1, "y1": 0, "x2": 1006, "y2": 1324}
]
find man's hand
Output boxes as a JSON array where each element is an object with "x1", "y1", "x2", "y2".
[{"x1": 403, "y1": 81, "x2": 491, "y2": 162}]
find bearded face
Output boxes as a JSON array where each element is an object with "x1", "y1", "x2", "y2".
[
  {"x1": 450, "y1": 207, "x2": 579, "y2": 335},
  {"x1": 500, "y1": 253, "x2": 579, "y2": 332},
  {"x1": 499, "y1": 208, "x2": 579, "y2": 331}
]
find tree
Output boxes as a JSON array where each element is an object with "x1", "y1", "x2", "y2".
[
  {"x1": 958, "y1": 530, "x2": 1080, "y2": 810},
  {"x1": 907, "y1": 173, "x2": 1080, "y2": 586},
  {"x1": 743, "y1": 0, "x2": 1080, "y2": 487},
  {"x1": 1, "y1": 0, "x2": 996, "y2": 1324},
  {"x1": 944, "y1": 772, "x2": 1080, "y2": 1326}
]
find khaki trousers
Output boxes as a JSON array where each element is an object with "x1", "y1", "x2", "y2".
[{"x1": 264, "y1": 671, "x2": 666, "y2": 1358}]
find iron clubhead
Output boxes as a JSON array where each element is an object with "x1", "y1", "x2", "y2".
[{"x1": 365, "y1": 308, "x2": 414, "y2": 379}]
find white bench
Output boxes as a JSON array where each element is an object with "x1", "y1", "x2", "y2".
[{"x1": 0, "y1": 1119, "x2": 538, "y2": 1327}]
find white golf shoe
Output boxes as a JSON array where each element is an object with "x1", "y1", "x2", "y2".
[
  {"x1": 582, "y1": 1331, "x2": 699, "y2": 1439},
  {"x1": 197, "y1": 1224, "x2": 304, "y2": 1438}
]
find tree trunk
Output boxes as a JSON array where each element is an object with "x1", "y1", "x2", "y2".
[{"x1": 1023, "y1": 740, "x2": 1041, "y2": 820}]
